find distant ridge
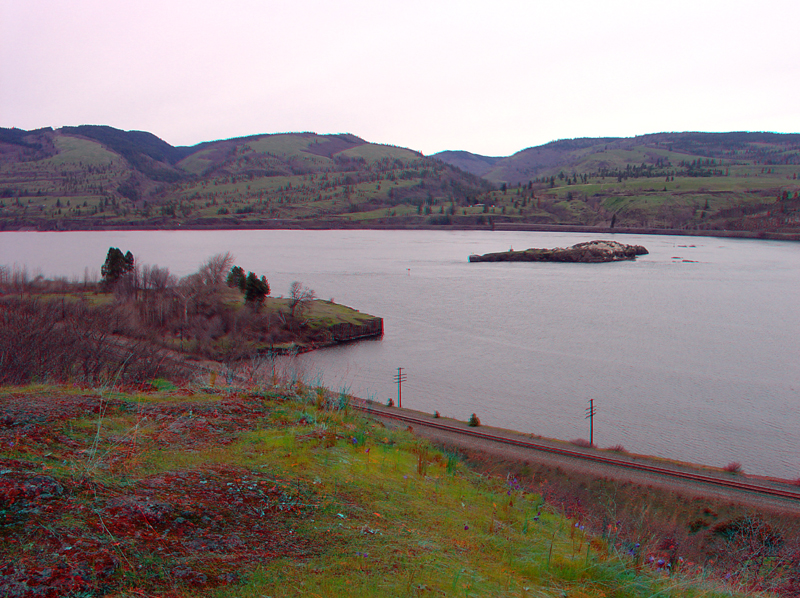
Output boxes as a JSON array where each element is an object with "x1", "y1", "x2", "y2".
[
  {"x1": 433, "y1": 131, "x2": 800, "y2": 185},
  {"x1": 59, "y1": 125, "x2": 194, "y2": 182},
  {"x1": 427, "y1": 150, "x2": 501, "y2": 177},
  {"x1": 0, "y1": 126, "x2": 798, "y2": 237},
  {"x1": 0, "y1": 125, "x2": 491, "y2": 230}
]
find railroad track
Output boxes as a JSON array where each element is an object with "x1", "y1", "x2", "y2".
[
  {"x1": 354, "y1": 403, "x2": 800, "y2": 503},
  {"x1": 104, "y1": 345, "x2": 800, "y2": 505}
]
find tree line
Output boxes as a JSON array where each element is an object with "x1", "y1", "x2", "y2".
[{"x1": 0, "y1": 249, "x2": 322, "y2": 385}]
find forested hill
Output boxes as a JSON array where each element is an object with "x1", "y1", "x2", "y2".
[{"x1": 1, "y1": 126, "x2": 799, "y2": 237}]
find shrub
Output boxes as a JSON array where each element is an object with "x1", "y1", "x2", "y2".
[
  {"x1": 723, "y1": 461, "x2": 743, "y2": 474},
  {"x1": 0, "y1": 297, "x2": 187, "y2": 385},
  {"x1": 468, "y1": 413, "x2": 480, "y2": 427},
  {"x1": 570, "y1": 438, "x2": 593, "y2": 448}
]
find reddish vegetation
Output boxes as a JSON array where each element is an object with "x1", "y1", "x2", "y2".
[
  {"x1": 1, "y1": 466, "x2": 318, "y2": 597},
  {"x1": 4, "y1": 387, "x2": 800, "y2": 596},
  {"x1": 457, "y1": 448, "x2": 800, "y2": 596},
  {"x1": 0, "y1": 389, "x2": 329, "y2": 597}
]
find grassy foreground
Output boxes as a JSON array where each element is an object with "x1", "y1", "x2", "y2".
[{"x1": 1, "y1": 382, "x2": 752, "y2": 598}]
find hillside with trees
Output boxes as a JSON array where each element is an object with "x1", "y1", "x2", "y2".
[
  {"x1": 434, "y1": 132, "x2": 800, "y2": 236},
  {"x1": 0, "y1": 126, "x2": 491, "y2": 231},
  {"x1": 1, "y1": 127, "x2": 799, "y2": 236}
]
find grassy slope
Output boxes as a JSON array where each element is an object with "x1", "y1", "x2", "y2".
[
  {"x1": 43, "y1": 136, "x2": 121, "y2": 167},
  {"x1": 443, "y1": 136, "x2": 800, "y2": 233},
  {"x1": 1, "y1": 128, "x2": 798, "y2": 234},
  {"x1": 0, "y1": 383, "x2": 751, "y2": 598}
]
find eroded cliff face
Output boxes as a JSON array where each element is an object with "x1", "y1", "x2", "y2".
[{"x1": 469, "y1": 240, "x2": 648, "y2": 263}]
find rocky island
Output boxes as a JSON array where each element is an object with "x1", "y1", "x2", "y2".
[{"x1": 469, "y1": 240, "x2": 649, "y2": 263}]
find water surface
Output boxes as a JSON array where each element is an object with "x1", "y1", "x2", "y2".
[{"x1": 2, "y1": 229, "x2": 797, "y2": 478}]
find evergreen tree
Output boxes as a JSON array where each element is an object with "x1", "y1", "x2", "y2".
[
  {"x1": 244, "y1": 272, "x2": 269, "y2": 306},
  {"x1": 226, "y1": 265, "x2": 246, "y2": 292},
  {"x1": 101, "y1": 247, "x2": 134, "y2": 285}
]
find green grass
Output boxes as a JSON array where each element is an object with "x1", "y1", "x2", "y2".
[
  {"x1": 41, "y1": 135, "x2": 120, "y2": 167},
  {"x1": 302, "y1": 299, "x2": 378, "y2": 326},
  {"x1": 227, "y1": 296, "x2": 377, "y2": 328},
  {"x1": 0, "y1": 383, "x2": 765, "y2": 597},
  {"x1": 206, "y1": 394, "x2": 744, "y2": 597},
  {"x1": 343, "y1": 203, "x2": 419, "y2": 221},
  {"x1": 248, "y1": 134, "x2": 333, "y2": 159},
  {"x1": 338, "y1": 143, "x2": 419, "y2": 162}
]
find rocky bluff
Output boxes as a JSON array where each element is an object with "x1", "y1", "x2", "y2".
[{"x1": 469, "y1": 240, "x2": 649, "y2": 263}]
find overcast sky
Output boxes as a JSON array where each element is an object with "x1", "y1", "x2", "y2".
[{"x1": 2, "y1": 0, "x2": 798, "y2": 157}]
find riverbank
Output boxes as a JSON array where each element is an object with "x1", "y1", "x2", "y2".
[
  {"x1": 4, "y1": 219, "x2": 800, "y2": 241},
  {"x1": 351, "y1": 399, "x2": 800, "y2": 595},
  {"x1": 0, "y1": 287, "x2": 383, "y2": 385},
  {"x1": 253, "y1": 298, "x2": 383, "y2": 354}
]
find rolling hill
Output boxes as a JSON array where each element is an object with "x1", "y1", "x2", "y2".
[
  {"x1": 433, "y1": 132, "x2": 800, "y2": 236},
  {"x1": 434, "y1": 132, "x2": 800, "y2": 185},
  {"x1": 0, "y1": 126, "x2": 492, "y2": 231},
  {"x1": 1, "y1": 127, "x2": 799, "y2": 237}
]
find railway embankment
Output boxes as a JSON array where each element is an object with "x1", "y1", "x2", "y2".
[{"x1": 354, "y1": 400, "x2": 800, "y2": 512}]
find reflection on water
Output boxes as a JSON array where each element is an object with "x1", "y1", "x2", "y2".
[{"x1": 2, "y1": 229, "x2": 798, "y2": 478}]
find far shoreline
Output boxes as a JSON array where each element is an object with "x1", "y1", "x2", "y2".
[{"x1": 4, "y1": 220, "x2": 800, "y2": 242}]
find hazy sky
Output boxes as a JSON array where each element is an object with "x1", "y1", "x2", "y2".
[{"x1": 2, "y1": 0, "x2": 798, "y2": 156}]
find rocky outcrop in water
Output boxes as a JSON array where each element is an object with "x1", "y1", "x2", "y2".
[{"x1": 469, "y1": 240, "x2": 648, "y2": 263}]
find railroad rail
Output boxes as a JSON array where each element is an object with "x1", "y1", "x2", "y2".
[{"x1": 354, "y1": 403, "x2": 800, "y2": 503}]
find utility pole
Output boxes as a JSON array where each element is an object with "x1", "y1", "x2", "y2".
[
  {"x1": 393, "y1": 367, "x2": 407, "y2": 408},
  {"x1": 585, "y1": 399, "x2": 597, "y2": 446}
]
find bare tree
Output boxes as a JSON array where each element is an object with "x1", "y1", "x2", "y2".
[
  {"x1": 141, "y1": 264, "x2": 174, "y2": 292},
  {"x1": 288, "y1": 281, "x2": 316, "y2": 319},
  {"x1": 198, "y1": 252, "x2": 235, "y2": 287},
  {"x1": 113, "y1": 263, "x2": 140, "y2": 301}
]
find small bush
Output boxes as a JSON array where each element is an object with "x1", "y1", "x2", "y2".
[
  {"x1": 606, "y1": 444, "x2": 627, "y2": 453},
  {"x1": 445, "y1": 451, "x2": 460, "y2": 474},
  {"x1": 468, "y1": 413, "x2": 480, "y2": 427},
  {"x1": 723, "y1": 461, "x2": 742, "y2": 474},
  {"x1": 416, "y1": 442, "x2": 429, "y2": 476},
  {"x1": 570, "y1": 438, "x2": 593, "y2": 448}
]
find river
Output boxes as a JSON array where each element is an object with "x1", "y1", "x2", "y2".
[{"x1": 1, "y1": 229, "x2": 798, "y2": 479}]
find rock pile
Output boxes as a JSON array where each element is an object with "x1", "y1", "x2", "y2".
[{"x1": 469, "y1": 240, "x2": 649, "y2": 263}]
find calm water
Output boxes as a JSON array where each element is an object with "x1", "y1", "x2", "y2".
[{"x1": 2, "y1": 229, "x2": 798, "y2": 478}]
